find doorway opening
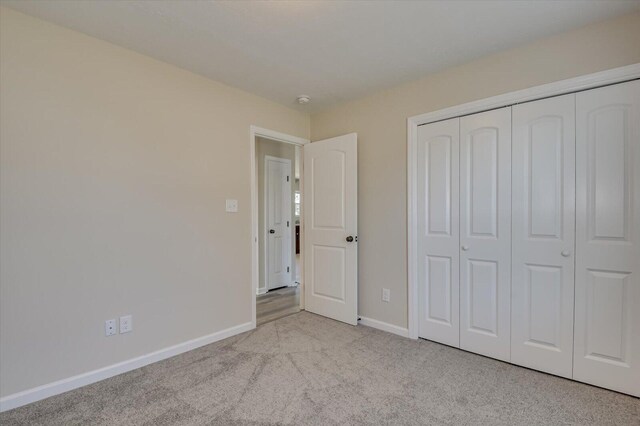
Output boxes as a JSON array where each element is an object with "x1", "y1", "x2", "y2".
[
  {"x1": 251, "y1": 127, "x2": 358, "y2": 328},
  {"x1": 250, "y1": 127, "x2": 308, "y2": 327}
]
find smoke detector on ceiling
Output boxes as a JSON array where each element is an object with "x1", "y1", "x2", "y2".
[{"x1": 297, "y1": 95, "x2": 311, "y2": 105}]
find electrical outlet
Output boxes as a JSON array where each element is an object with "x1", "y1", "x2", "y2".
[
  {"x1": 119, "y1": 315, "x2": 133, "y2": 334},
  {"x1": 382, "y1": 288, "x2": 390, "y2": 303},
  {"x1": 105, "y1": 319, "x2": 117, "y2": 336},
  {"x1": 225, "y1": 199, "x2": 238, "y2": 213}
]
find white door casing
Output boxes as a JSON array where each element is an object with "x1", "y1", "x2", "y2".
[
  {"x1": 304, "y1": 133, "x2": 358, "y2": 325},
  {"x1": 511, "y1": 94, "x2": 576, "y2": 377},
  {"x1": 459, "y1": 107, "x2": 512, "y2": 362},
  {"x1": 265, "y1": 156, "x2": 292, "y2": 290},
  {"x1": 574, "y1": 80, "x2": 640, "y2": 397},
  {"x1": 417, "y1": 118, "x2": 460, "y2": 346}
]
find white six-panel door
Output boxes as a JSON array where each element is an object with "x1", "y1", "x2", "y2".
[
  {"x1": 459, "y1": 107, "x2": 512, "y2": 362},
  {"x1": 304, "y1": 133, "x2": 358, "y2": 325},
  {"x1": 511, "y1": 94, "x2": 576, "y2": 377},
  {"x1": 417, "y1": 118, "x2": 460, "y2": 346},
  {"x1": 574, "y1": 80, "x2": 640, "y2": 397},
  {"x1": 265, "y1": 156, "x2": 293, "y2": 290}
]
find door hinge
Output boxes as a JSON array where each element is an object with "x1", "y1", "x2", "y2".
[
  {"x1": 286, "y1": 175, "x2": 289, "y2": 182},
  {"x1": 287, "y1": 266, "x2": 290, "y2": 272},
  {"x1": 287, "y1": 221, "x2": 289, "y2": 227}
]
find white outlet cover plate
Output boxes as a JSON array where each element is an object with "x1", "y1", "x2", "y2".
[
  {"x1": 225, "y1": 199, "x2": 238, "y2": 212},
  {"x1": 120, "y1": 315, "x2": 133, "y2": 334},
  {"x1": 105, "y1": 319, "x2": 117, "y2": 336}
]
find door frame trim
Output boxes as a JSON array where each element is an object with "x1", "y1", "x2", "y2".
[
  {"x1": 250, "y1": 126, "x2": 309, "y2": 329},
  {"x1": 263, "y1": 155, "x2": 293, "y2": 292},
  {"x1": 406, "y1": 63, "x2": 640, "y2": 340}
]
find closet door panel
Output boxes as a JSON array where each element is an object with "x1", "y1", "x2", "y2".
[
  {"x1": 417, "y1": 118, "x2": 460, "y2": 346},
  {"x1": 574, "y1": 80, "x2": 640, "y2": 397},
  {"x1": 511, "y1": 94, "x2": 575, "y2": 378},
  {"x1": 460, "y1": 107, "x2": 511, "y2": 361}
]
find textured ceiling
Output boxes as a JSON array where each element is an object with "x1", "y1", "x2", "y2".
[{"x1": 3, "y1": 0, "x2": 639, "y2": 112}]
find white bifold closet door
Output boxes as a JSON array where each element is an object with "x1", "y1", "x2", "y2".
[
  {"x1": 459, "y1": 107, "x2": 512, "y2": 362},
  {"x1": 573, "y1": 80, "x2": 640, "y2": 397},
  {"x1": 511, "y1": 94, "x2": 576, "y2": 378},
  {"x1": 417, "y1": 117, "x2": 460, "y2": 347}
]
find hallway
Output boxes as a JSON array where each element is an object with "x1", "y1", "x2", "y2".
[{"x1": 256, "y1": 285, "x2": 300, "y2": 326}]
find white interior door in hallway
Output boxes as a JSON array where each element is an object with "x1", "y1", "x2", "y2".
[
  {"x1": 265, "y1": 156, "x2": 292, "y2": 290},
  {"x1": 304, "y1": 133, "x2": 358, "y2": 325}
]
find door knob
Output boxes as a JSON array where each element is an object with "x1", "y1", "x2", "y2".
[
  {"x1": 346, "y1": 236, "x2": 354, "y2": 242},
  {"x1": 461, "y1": 245, "x2": 469, "y2": 251},
  {"x1": 561, "y1": 250, "x2": 571, "y2": 257},
  {"x1": 269, "y1": 229, "x2": 275, "y2": 234}
]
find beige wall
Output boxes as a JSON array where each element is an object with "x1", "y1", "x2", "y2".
[
  {"x1": 311, "y1": 12, "x2": 640, "y2": 329},
  {"x1": 0, "y1": 7, "x2": 309, "y2": 397},
  {"x1": 256, "y1": 137, "x2": 296, "y2": 293}
]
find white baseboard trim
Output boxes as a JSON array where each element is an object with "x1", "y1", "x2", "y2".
[
  {"x1": 0, "y1": 321, "x2": 254, "y2": 413},
  {"x1": 358, "y1": 316, "x2": 409, "y2": 338},
  {"x1": 256, "y1": 287, "x2": 268, "y2": 295}
]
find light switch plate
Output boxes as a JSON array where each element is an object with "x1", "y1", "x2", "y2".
[
  {"x1": 382, "y1": 288, "x2": 391, "y2": 303},
  {"x1": 225, "y1": 199, "x2": 238, "y2": 212}
]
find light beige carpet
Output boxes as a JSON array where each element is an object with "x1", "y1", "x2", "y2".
[{"x1": 1, "y1": 311, "x2": 638, "y2": 425}]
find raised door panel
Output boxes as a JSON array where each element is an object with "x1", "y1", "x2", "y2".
[
  {"x1": 459, "y1": 107, "x2": 511, "y2": 362},
  {"x1": 311, "y1": 150, "x2": 346, "y2": 230},
  {"x1": 585, "y1": 270, "x2": 631, "y2": 365},
  {"x1": 467, "y1": 260, "x2": 498, "y2": 335},
  {"x1": 311, "y1": 245, "x2": 346, "y2": 302},
  {"x1": 417, "y1": 118, "x2": 460, "y2": 346},
  {"x1": 524, "y1": 265, "x2": 563, "y2": 348},
  {"x1": 426, "y1": 136, "x2": 453, "y2": 236},
  {"x1": 468, "y1": 128, "x2": 498, "y2": 238},
  {"x1": 588, "y1": 107, "x2": 629, "y2": 241},
  {"x1": 269, "y1": 236, "x2": 283, "y2": 274},
  {"x1": 425, "y1": 256, "x2": 452, "y2": 324},
  {"x1": 511, "y1": 94, "x2": 575, "y2": 378},
  {"x1": 575, "y1": 80, "x2": 640, "y2": 397},
  {"x1": 527, "y1": 117, "x2": 563, "y2": 238}
]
